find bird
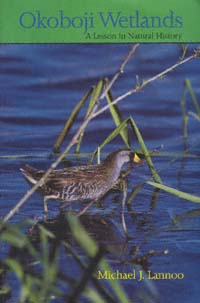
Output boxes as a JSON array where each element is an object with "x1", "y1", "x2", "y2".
[{"x1": 20, "y1": 148, "x2": 141, "y2": 215}]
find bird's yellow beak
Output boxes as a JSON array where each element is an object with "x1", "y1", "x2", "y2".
[{"x1": 133, "y1": 153, "x2": 141, "y2": 163}]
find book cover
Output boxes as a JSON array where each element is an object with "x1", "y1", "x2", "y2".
[{"x1": 0, "y1": 1, "x2": 199, "y2": 302}]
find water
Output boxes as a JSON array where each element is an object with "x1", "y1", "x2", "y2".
[{"x1": 0, "y1": 44, "x2": 200, "y2": 302}]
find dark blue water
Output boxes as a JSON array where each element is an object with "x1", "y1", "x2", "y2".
[{"x1": 0, "y1": 44, "x2": 200, "y2": 302}]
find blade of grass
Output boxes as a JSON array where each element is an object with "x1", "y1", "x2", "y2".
[
  {"x1": 188, "y1": 111, "x2": 200, "y2": 121},
  {"x1": 99, "y1": 260, "x2": 133, "y2": 303},
  {"x1": 129, "y1": 117, "x2": 162, "y2": 183},
  {"x1": 5, "y1": 259, "x2": 24, "y2": 281},
  {"x1": 84, "y1": 288, "x2": 105, "y2": 303},
  {"x1": 67, "y1": 248, "x2": 104, "y2": 303},
  {"x1": 180, "y1": 85, "x2": 188, "y2": 139},
  {"x1": 180, "y1": 44, "x2": 188, "y2": 60},
  {"x1": 98, "y1": 118, "x2": 129, "y2": 149},
  {"x1": 0, "y1": 225, "x2": 37, "y2": 257},
  {"x1": 0, "y1": 285, "x2": 10, "y2": 295},
  {"x1": 105, "y1": 86, "x2": 129, "y2": 147},
  {"x1": 62, "y1": 241, "x2": 117, "y2": 303},
  {"x1": 89, "y1": 118, "x2": 129, "y2": 163},
  {"x1": 67, "y1": 214, "x2": 98, "y2": 257},
  {"x1": 173, "y1": 208, "x2": 200, "y2": 224},
  {"x1": 126, "y1": 183, "x2": 144, "y2": 205},
  {"x1": 75, "y1": 80, "x2": 104, "y2": 153},
  {"x1": 87, "y1": 80, "x2": 104, "y2": 117},
  {"x1": 185, "y1": 79, "x2": 200, "y2": 117},
  {"x1": 53, "y1": 86, "x2": 94, "y2": 153},
  {"x1": 1, "y1": 151, "x2": 199, "y2": 160},
  {"x1": 146, "y1": 181, "x2": 200, "y2": 203},
  {"x1": 150, "y1": 188, "x2": 161, "y2": 210}
]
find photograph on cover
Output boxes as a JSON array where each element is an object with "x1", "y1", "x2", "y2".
[{"x1": 0, "y1": 43, "x2": 199, "y2": 303}]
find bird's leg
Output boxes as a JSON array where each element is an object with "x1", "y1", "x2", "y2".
[{"x1": 76, "y1": 199, "x2": 96, "y2": 217}]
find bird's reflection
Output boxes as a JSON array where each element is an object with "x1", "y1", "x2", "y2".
[{"x1": 27, "y1": 212, "x2": 126, "y2": 256}]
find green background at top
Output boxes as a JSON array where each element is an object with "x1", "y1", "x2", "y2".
[{"x1": 0, "y1": 0, "x2": 199, "y2": 43}]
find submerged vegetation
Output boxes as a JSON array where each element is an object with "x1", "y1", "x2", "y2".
[{"x1": 0, "y1": 44, "x2": 199, "y2": 302}]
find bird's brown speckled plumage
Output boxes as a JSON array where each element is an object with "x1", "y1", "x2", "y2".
[{"x1": 20, "y1": 148, "x2": 140, "y2": 214}]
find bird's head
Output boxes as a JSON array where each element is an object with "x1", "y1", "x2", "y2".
[{"x1": 105, "y1": 148, "x2": 141, "y2": 170}]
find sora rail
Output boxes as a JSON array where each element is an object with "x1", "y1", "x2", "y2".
[{"x1": 20, "y1": 148, "x2": 141, "y2": 215}]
